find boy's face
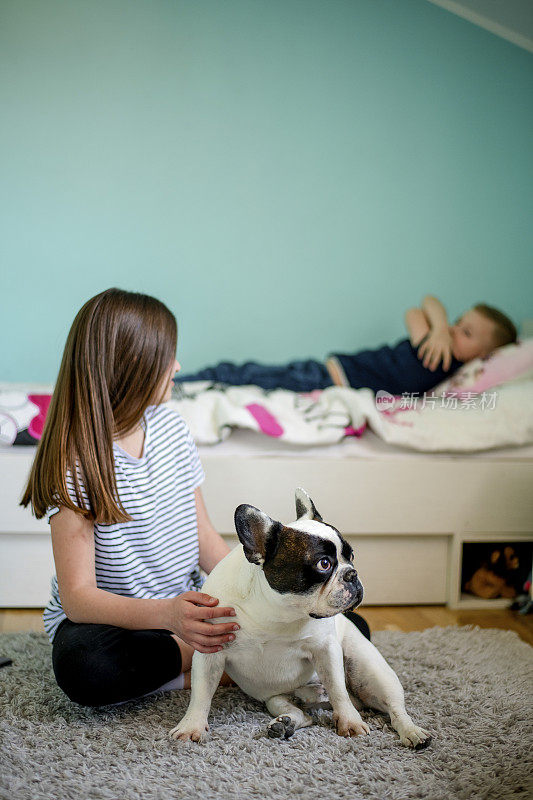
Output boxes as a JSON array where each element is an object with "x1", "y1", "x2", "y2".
[{"x1": 449, "y1": 310, "x2": 497, "y2": 363}]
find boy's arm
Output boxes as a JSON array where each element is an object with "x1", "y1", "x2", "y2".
[
  {"x1": 404, "y1": 308, "x2": 430, "y2": 347},
  {"x1": 421, "y1": 295, "x2": 449, "y2": 333},
  {"x1": 417, "y1": 295, "x2": 453, "y2": 371}
]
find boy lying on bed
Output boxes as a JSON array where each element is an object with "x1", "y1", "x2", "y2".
[{"x1": 176, "y1": 297, "x2": 517, "y2": 396}]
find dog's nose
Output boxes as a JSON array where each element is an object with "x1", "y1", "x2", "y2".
[{"x1": 343, "y1": 568, "x2": 358, "y2": 584}]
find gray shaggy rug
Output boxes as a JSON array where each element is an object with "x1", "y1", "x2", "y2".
[{"x1": 1, "y1": 626, "x2": 532, "y2": 800}]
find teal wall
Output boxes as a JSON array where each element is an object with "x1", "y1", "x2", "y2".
[{"x1": 1, "y1": 0, "x2": 532, "y2": 382}]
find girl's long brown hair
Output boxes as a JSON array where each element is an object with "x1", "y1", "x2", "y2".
[{"x1": 21, "y1": 289, "x2": 177, "y2": 524}]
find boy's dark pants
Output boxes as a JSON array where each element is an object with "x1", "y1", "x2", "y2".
[{"x1": 177, "y1": 359, "x2": 333, "y2": 392}]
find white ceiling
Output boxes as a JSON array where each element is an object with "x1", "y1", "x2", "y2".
[{"x1": 426, "y1": 0, "x2": 533, "y2": 52}]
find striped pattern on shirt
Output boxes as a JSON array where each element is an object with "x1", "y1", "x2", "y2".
[{"x1": 43, "y1": 404, "x2": 205, "y2": 643}]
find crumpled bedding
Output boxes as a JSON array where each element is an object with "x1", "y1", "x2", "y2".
[
  {"x1": 168, "y1": 383, "x2": 368, "y2": 446},
  {"x1": 167, "y1": 379, "x2": 533, "y2": 452},
  {"x1": 2, "y1": 379, "x2": 533, "y2": 453},
  {"x1": 0, "y1": 389, "x2": 52, "y2": 446},
  {"x1": 363, "y1": 381, "x2": 533, "y2": 452}
]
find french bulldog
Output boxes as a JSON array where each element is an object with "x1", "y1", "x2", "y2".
[{"x1": 170, "y1": 489, "x2": 431, "y2": 749}]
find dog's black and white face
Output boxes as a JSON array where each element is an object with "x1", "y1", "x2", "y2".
[{"x1": 234, "y1": 488, "x2": 363, "y2": 618}]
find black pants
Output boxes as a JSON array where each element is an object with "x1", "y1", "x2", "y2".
[
  {"x1": 52, "y1": 620, "x2": 182, "y2": 707},
  {"x1": 52, "y1": 612, "x2": 371, "y2": 708}
]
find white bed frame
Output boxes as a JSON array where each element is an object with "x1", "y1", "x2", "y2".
[{"x1": 2, "y1": 430, "x2": 532, "y2": 611}]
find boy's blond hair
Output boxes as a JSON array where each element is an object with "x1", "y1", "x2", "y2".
[{"x1": 474, "y1": 304, "x2": 518, "y2": 348}]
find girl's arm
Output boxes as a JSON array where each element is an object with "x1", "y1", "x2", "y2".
[
  {"x1": 195, "y1": 487, "x2": 231, "y2": 574},
  {"x1": 50, "y1": 506, "x2": 236, "y2": 652},
  {"x1": 51, "y1": 507, "x2": 174, "y2": 628}
]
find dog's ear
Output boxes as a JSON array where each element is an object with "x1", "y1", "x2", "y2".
[
  {"x1": 234, "y1": 504, "x2": 281, "y2": 566},
  {"x1": 294, "y1": 488, "x2": 323, "y2": 522}
]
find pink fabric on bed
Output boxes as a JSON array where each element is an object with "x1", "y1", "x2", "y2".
[
  {"x1": 27, "y1": 394, "x2": 52, "y2": 439},
  {"x1": 245, "y1": 404, "x2": 284, "y2": 437},
  {"x1": 467, "y1": 340, "x2": 533, "y2": 393},
  {"x1": 344, "y1": 424, "x2": 367, "y2": 437},
  {"x1": 436, "y1": 339, "x2": 533, "y2": 395}
]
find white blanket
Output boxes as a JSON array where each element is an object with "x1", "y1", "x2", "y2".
[
  {"x1": 2, "y1": 380, "x2": 532, "y2": 453},
  {"x1": 168, "y1": 384, "x2": 368, "y2": 446},
  {"x1": 363, "y1": 381, "x2": 533, "y2": 452},
  {"x1": 168, "y1": 380, "x2": 533, "y2": 452}
]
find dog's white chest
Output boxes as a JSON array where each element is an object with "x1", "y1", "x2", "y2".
[
  {"x1": 201, "y1": 548, "x2": 326, "y2": 701},
  {"x1": 225, "y1": 630, "x2": 316, "y2": 702}
]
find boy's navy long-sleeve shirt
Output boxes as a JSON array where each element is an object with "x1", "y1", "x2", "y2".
[{"x1": 332, "y1": 338, "x2": 464, "y2": 395}]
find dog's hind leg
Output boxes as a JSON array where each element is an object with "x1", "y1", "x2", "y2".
[
  {"x1": 265, "y1": 694, "x2": 313, "y2": 739},
  {"x1": 338, "y1": 616, "x2": 431, "y2": 750},
  {"x1": 344, "y1": 654, "x2": 431, "y2": 749}
]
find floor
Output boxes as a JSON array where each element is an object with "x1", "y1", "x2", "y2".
[{"x1": 1, "y1": 606, "x2": 532, "y2": 645}]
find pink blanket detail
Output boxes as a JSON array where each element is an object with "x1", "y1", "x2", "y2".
[
  {"x1": 27, "y1": 395, "x2": 52, "y2": 440},
  {"x1": 245, "y1": 404, "x2": 284, "y2": 437}
]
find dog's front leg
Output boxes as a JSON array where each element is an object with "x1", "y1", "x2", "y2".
[
  {"x1": 169, "y1": 650, "x2": 225, "y2": 742},
  {"x1": 309, "y1": 636, "x2": 370, "y2": 738}
]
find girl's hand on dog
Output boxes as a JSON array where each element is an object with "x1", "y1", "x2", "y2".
[{"x1": 167, "y1": 592, "x2": 239, "y2": 653}]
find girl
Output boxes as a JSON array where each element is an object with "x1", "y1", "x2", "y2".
[{"x1": 21, "y1": 288, "x2": 240, "y2": 706}]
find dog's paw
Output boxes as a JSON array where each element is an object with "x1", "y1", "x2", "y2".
[
  {"x1": 399, "y1": 724, "x2": 432, "y2": 750},
  {"x1": 333, "y1": 712, "x2": 370, "y2": 738},
  {"x1": 169, "y1": 716, "x2": 209, "y2": 742},
  {"x1": 267, "y1": 715, "x2": 296, "y2": 740}
]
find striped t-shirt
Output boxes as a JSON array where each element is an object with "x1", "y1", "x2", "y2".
[{"x1": 43, "y1": 404, "x2": 205, "y2": 643}]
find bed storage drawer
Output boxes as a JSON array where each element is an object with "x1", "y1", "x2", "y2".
[
  {"x1": 0, "y1": 533, "x2": 54, "y2": 606},
  {"x1": 344, "y1": 534, "x2": 448, "y2": 604}
]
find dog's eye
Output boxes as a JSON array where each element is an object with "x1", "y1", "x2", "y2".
[
  {"x1": 316, "y1": 557, "x2": 332, "y2": 572},
  {"x1": 349, "y1": 551, "x2": 354, "y2": 562}
]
